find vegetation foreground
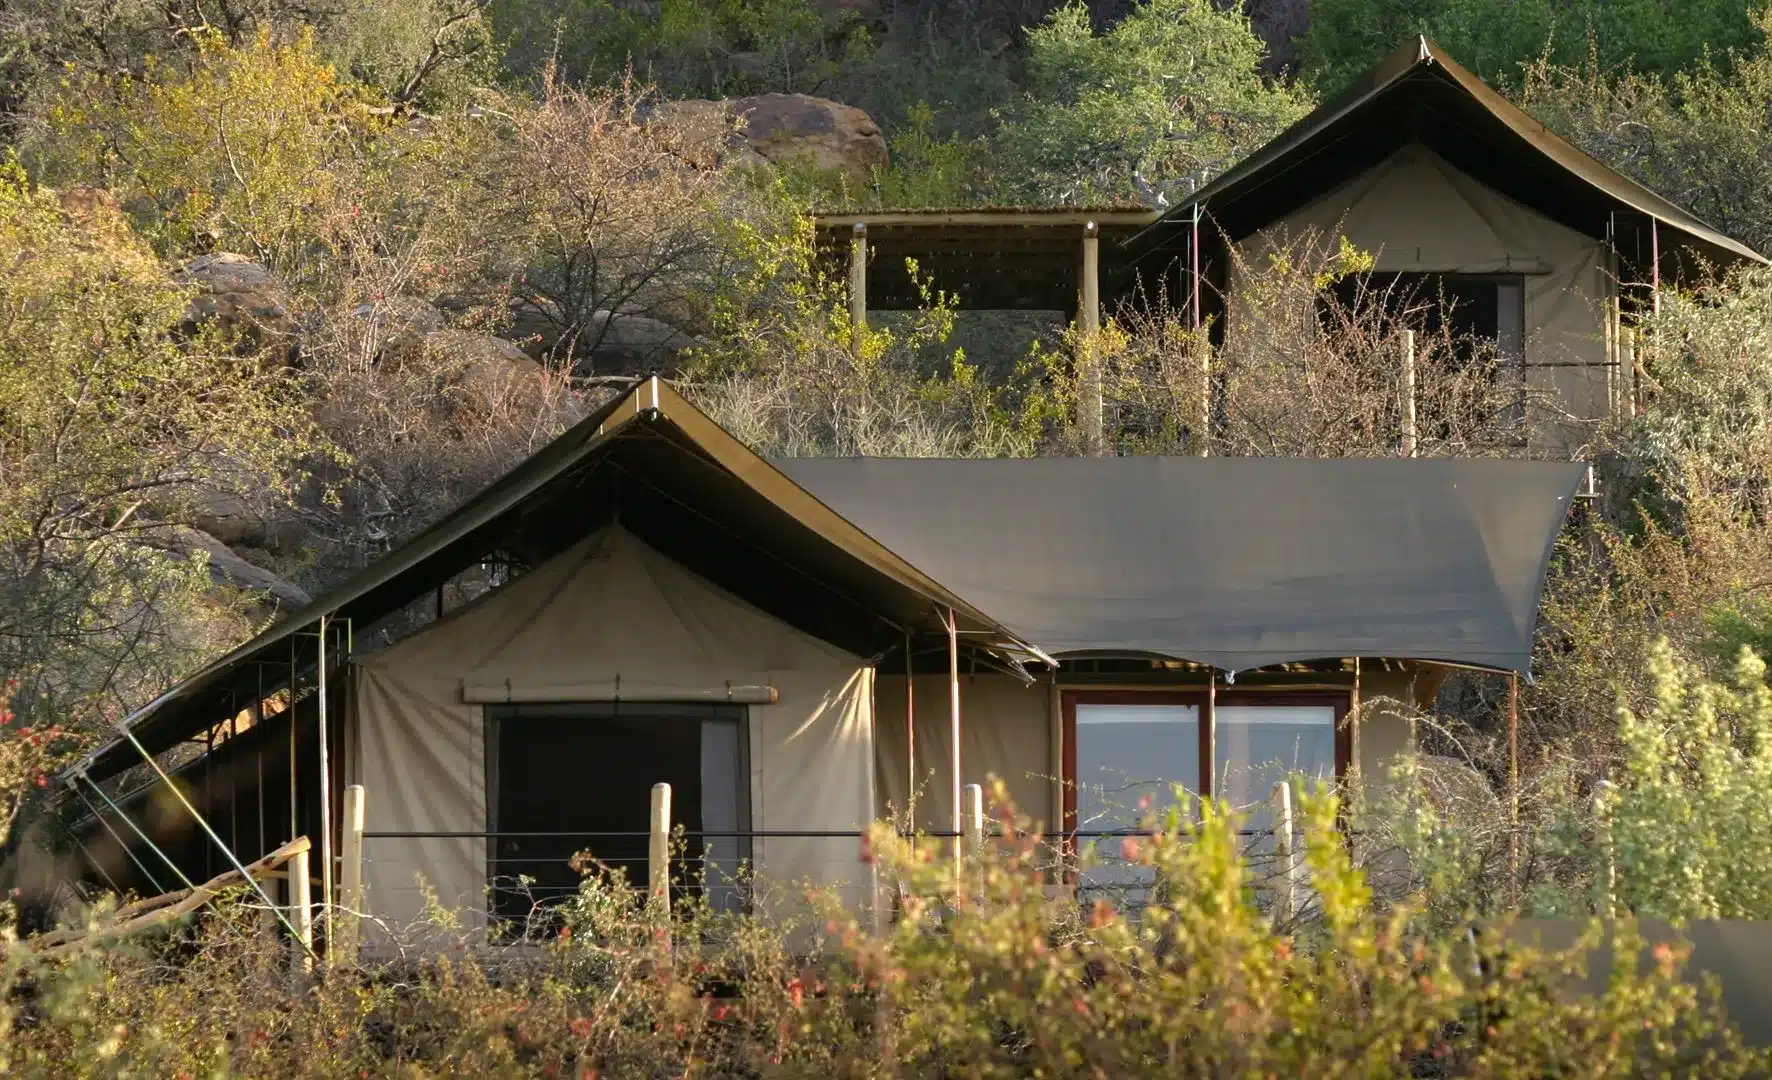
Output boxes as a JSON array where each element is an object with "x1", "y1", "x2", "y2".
[{"x1": 0, "y1": 783, "x2": 1763, "y2": 1078}]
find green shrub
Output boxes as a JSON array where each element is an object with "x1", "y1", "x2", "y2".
[{"x1": 2, "y1": 783, "x2": 1762, "y2": 1076}]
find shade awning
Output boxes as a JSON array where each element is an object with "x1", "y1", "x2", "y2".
[{"x1": 777, "y1": 456, "x2": 1587, "y2": 674}]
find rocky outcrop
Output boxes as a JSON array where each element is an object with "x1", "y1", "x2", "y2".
[
  {"x1": 655, "y1": 93, "x2": 888, "y2": 181},
  {"x1": 142, "y1": 526, "x2": 312, "y2": 610},
  {"x1": 176, "y1": 253, "x2": 301, "y2": 363},
  {"x1": 506, "y1": 303, "x2": 699, "y2": 373},
  {"x1": 380, "y1": 328, "x2": 552, "y2": 417}
]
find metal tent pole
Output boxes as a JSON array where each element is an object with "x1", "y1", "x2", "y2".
[{"x1": 947, "y1": 607, "x2": 961, "y2": 873}]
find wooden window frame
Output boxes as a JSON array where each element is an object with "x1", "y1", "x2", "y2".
[{"x1": 1061, "y1": 688, "x2": 1350, "y2": 835}]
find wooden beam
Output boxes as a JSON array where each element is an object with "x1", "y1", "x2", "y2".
[
  {"x1": 1078, "y1": 221, "x2": 1103, "y2": 454},
  {"x1": 849, "y1": 222, "x2": 867, "y2": 355},
  {"x1": 815, "y1": 209, "x2": 1162, "y2": 230}
]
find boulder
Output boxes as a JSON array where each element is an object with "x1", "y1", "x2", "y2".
[
  {"x1": 142, "y1": 526, "x2": 312, "y2": 610},
  {"x1": 381, "y1": 328, "x2": 553, "y2": 418},
  {"x1": 351, "y1": 295, "x2": 449, "y2": 355},
  {"x1": 506, "y1": 303, "x2": 699, "y2": 373},
  {"x1": 177, "y1": 253, "x2": 301, "y2": 363},
  {"x1": 655, "y1": 93, "x2": 887, "y2": 181}
]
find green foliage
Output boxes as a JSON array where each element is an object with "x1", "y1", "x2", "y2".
[
  {"x1": 36, "y1": 30, "x2": 365, "y2": 271},
  {"x1": 0, "y1": 160, "x2": 319, "y2": 737},
  {"x1": 685, "y1": 182, "x2": 1051, "y2": 456},
  {"x1": 491, "y1": 0, "x2": 860, "y2": 97},
  {"x1": 1520, "y1": 10, "x2": 1772, "y2": 256},
  {"x1": 998, "y1": 0, "x2": 1310, "y2": 204},
  {"x1": 1300, "y1": 0, "x2": 1761, "y2": 94},
  {"x1": 1, "y1": 786, "x2": 1762, "y2": 1075},
  {"x1": 1575, "y1": 640, "x2": 1772, "y2": 921},
  {"x1": 866, "y1": 102, "x2": 999, "y2": 209}
]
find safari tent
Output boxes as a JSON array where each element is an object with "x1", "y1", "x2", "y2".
[
  {"x1": 52, "y1": 378, "x2": 1586, "y2": 944},
  {"x1": 1135, "y1": 37, "x2": 1766, "y2": 451},
  {"x1": 819, "y1": 39, "x2": 1766, "y2": 455}
]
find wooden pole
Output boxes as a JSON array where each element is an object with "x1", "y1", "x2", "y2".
[
  {"x1": 1400, "y1": 330, "x2": 1417, "y2": 458},
  {"x1": 336, "y1": 784, "x2": 365, "y2": 967},
  {"x1": 1078, "y1": 221, "x2": 1103, "y2": 454},
  {"x1": 290, "y1": 845, "x2": 313, "y2": 984},
  {"x1": 649, "y1": 782, "x2": 672, "y2": 949},
  {"x1": 1272, "y1": 780, "x2": 1295, "y2": 925},
  {"x1": 1508, "y1": 673, "x2": 1520, "y2": 905},
  {"x1": 904, "y1": 629, "x2": 915, "y2": 829},
  {"x1": 317, "y1": 617, "x2": 333, "y2": 925},
  {"x1": 849, "y1": 222, "x2": 868, "y2": 354},
  {"x1": 1650, "y1": 218, "x2": 1661, "y2": 318},
  {"x1": 962, "y1": 783, "x2": 984, "y2": 900},
  {"x1": 1593, "y1": 779, "x2": 1615, "y2": 917},
  {"x1": 1621, "y1": 326, "x2": 1638, "y2": 417},
  {"x1": 289, "y1": 640, "x2": 298, "y2": 848},
  {"x1": 947, "y1": 607, "x2": 962, "y2": 873},
  {"x1": 1203, "y1": 672, "x2": 1216, "y2": 801}
]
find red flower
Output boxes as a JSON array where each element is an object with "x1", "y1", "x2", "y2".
[
  {"x1": 570, "y1": 1017, "x2": 593, "y2": 1039},
  {"x1": 35, "y1": 775, "x2": 48, "y2": 789},
  {"x1": 787, "y1": 977, "x2": 804, "y2": 1010}
]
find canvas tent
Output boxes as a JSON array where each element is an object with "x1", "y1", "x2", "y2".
[
  {"x1": 352, "y1": 525, "x2": 876, "y2": 931},
  {"x1": 1127, "y1": 37, "x2": 1766, "y2": 452},
  {"x1": 53, "y1": 379, "x2": 1586, "y2": 948}
]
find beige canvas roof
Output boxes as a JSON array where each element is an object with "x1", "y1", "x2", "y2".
[{"x1": 1135, "y1": 37, "x2": 1763, "y2": 267}]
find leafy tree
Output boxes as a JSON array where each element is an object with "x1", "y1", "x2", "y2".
[
  {"x1": 1520, "y1": 10, "x2": 1772, "y2": 256},
  {"x1": 997, "y1": 0, "x2": 1310, "y2": 204},
  {"x1": 0, "y1": 161, "x2": 319, "y2": 739},
  {"x1": 1300, "y1": 0, "x2": 1761, "y2": 95}
]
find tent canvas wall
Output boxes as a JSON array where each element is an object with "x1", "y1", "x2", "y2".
[
  {"x1": 347, "y1": 525, "x2": 876, "y2": 935},
  {"x1": 1235, "y1": 144, "x2": 1613, "y2": 450}
]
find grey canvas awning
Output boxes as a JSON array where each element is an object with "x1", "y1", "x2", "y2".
[{"x1": 778, "y1": 456, "x2": 1587, "y2": 674}]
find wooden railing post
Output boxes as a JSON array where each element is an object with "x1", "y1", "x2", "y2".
[
  {"x1": 1272, "y1": 780, "x2": 1297, "y2": 926},
  {"x1": 963, "y1": 783, "x2": 985, "y2": 898},
  {"x1": 335, "y1": 784, "x2": 365, "y2": 967},
  {"x1": 1400, "y1": 329, "x2": 1418, "y2": 458},
  {"x1": 289, "y1": 845, "x2": 313, "y2": 985},
  {"x1": 649, "y1": 782, "x2": 672, "y2": 951}
]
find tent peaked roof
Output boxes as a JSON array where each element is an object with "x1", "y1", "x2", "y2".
[
  {"x1": 1146, "y1": 37, "x2": 1763, "y2": 266},
  {"x1": 75, "y1": 377, "x2": 1035, "y2": 781}
]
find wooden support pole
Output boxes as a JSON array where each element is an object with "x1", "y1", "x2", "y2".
[
  {"x1": 1203, "y1": 672, "x2": 1216, "y2": 801},
  {"x1": 1593, "y1": 779, "x2": 1615, "y2": 917},
  {"x1": 947, "y1": 607, "x2": 962, "y2": 873},
  {"x1": 1508, "y1": 673, "x2": 1521, "y2": 905},
  {"x1": 904, "y1": 629, "x2": 915, "y2": 829},
  {"x1": 649, "y1": 782, "x2": 672, "y2": 948},
  {"x1": 1400, "y1": 330, "x2": 1417, "y2": 458},
  {"x1": 336, "y1": 784, "x2": 365, "y2": 967},
  {"x1": 1272, "y1": 781, "x2": 1296, "y2": 926},
  {"x1": 290, "y1": 845, "x2": 313, "y2": 983},
  {"x1": 1621, "y1": 326, "x2": 1638, "y2": 417},
  {"x1": 316, "y1": 616, "x2": 334, "y2": 926},
  {"x1": 1078, "y1": 221, "x2": 1103, "y2": 454},
  {"x1": 963, "y1": 783, "x2": 984, "y2": 900},
  {"x1": 849, "y1": 222, "x2": 868, "y2": 354}
]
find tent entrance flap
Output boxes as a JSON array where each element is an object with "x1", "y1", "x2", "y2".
[{"x1": 487, "y1": 702, "x2": 749, "y2": 926}]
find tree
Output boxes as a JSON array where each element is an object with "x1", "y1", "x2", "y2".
[
  {"x1": 0, "y1": 162, "x2": 318, "y2": 738},
  {"x1": 1300, "y1": 0, "x2": 1761, "y2": 96},
  {"x1": 1519, "y1": 10, "x2": 1772, "y2": 257},
  {"x1": 997, "y1": 0, "x2": 1309, "y2": 204}
]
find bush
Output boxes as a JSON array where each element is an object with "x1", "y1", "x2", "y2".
[{"x1": 1, "y1": 784, "x2": 1762, "y2": 1075}]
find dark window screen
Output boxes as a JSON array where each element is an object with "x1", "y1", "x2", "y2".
[
  {"x1": 487, "y1": 702, "x2": 745, "y2": 929},
  {"x1": 1324, "y1": 272, "x2": 1521, "y2": 366}
]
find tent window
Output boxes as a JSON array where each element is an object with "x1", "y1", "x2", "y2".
[
  {"x1": 485, "y1": 702, "x2": 749, "y2": 932},
  {"x1": 1324, "y1": 272, "x2": 1525, "y2": 370},
  {"x1": 1063, "y1": 689, "x2": 1349, "y2": 831}
]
